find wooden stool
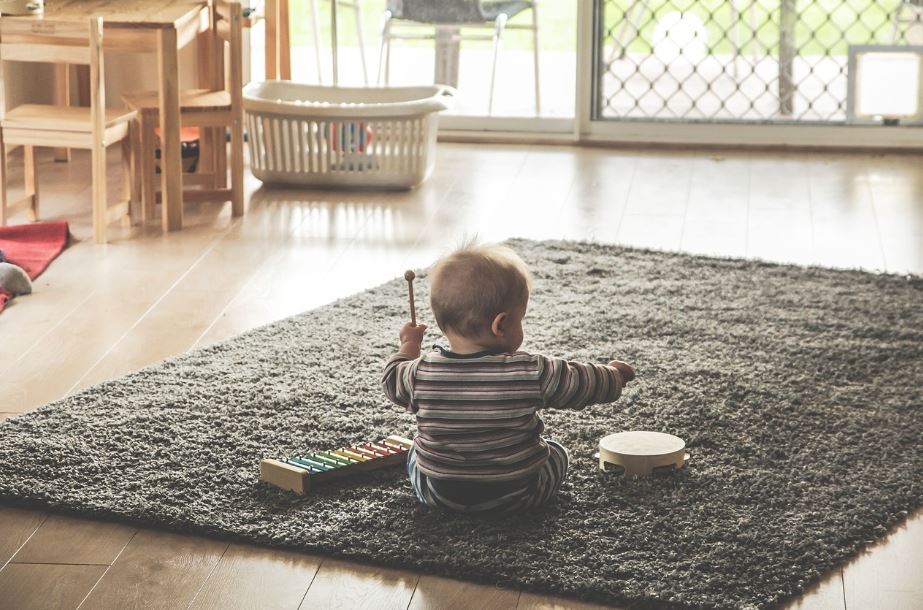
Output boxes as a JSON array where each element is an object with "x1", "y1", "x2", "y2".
[{"x1": 598, "y1": 431, "x2": 689, "y2": 476}]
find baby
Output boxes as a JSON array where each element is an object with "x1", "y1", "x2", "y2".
[{"x1": 382, "y1": 242, "x2": 635, "y2": 514}]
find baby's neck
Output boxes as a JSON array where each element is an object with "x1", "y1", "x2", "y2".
[{"x1": 445, "y1": 332, "x2": 503, "y2": 355}]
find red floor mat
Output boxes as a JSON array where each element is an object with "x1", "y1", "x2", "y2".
[{"x1": 0, "y1": 221, "x2": 70, "y2": 313}]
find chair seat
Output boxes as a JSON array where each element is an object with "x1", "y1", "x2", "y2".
[
  {"x1": 1, "y1": 104, "x2": 136, "y2": 132},
  {"x1": 122, "y1": 89, "x2": 232, "y2": 114},
  {"x1": 387, "y1": 0, "x2": 533, "y2": 24}
]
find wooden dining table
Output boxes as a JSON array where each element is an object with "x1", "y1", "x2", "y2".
[{"x1": 13, "y1": 0, "x2": 211, "y2": 231}]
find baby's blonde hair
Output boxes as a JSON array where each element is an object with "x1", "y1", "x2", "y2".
[{"x1": 429, "y1": 241, "x2": 532, "y2": 338}]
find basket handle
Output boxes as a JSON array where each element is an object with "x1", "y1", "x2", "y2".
[{"x1": 431, "y1": 85, "x2": 457, "y2": 111}]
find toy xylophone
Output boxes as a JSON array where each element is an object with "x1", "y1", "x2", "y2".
[{"x1": 260, "y1": 435, "x2": 414, "y2": 495}]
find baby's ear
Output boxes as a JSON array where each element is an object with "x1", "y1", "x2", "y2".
[{"x1": 490, "y1": 312, "x2": 508, "y2": 337}]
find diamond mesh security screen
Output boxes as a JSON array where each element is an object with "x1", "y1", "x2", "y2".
[{"x1": 596, "y1": 0, "x2": 922, "y2": 122}]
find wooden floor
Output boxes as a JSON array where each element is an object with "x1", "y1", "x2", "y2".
[{"x1": 0, "y1": 143, "x2": 921, "y2": 609}]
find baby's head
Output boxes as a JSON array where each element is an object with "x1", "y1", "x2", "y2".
[{"x1": 430, "y1": 242, "x2": 532, "y2": 352}]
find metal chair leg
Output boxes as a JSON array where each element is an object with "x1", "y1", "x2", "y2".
[
  {"x1": 377, "y1": 11, "x2": 392, "y2": 85},
  {"x1": 531, "y1": 0, "x2": 541, "y2": 115},
  {"x1": 731, "y1": 0, "x2": 740, "y2": 78},
  {"x1": 488, "y1": 13, "x2": 509, "y2": 116},
  {"x1": 892, "y1": 3, "x2": 904, "y2": 43},
  {"x1": 354, "y1": 0, "x2": 369, "y2": 85},
  {"x1": 310, "y1": 0, "x2": 323, "y2": 83},
  {"x1": 607, "y1": 1, "x2": 644, "y2": 64}
]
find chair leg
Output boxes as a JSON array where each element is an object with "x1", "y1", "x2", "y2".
[
  {"x1": 607, "y1": 2, "x2": 644, "y2": 64},
  {"x1": 230, "y1": 120, "x2": 244, "y2": 217},
  {"x1": 731, "y1": 0, "x2": 740, "y2": 78},
  {"x1": 215, "y1": 127, "x2": 228, "y2": 189},
  {"x1": 354, "y1": 0, "x2": 369, "y2": 86},
  {"x1": 92, "y1": 141, "x2": 107, "y2": 244},
  {"x1": 0, "y1": 136, "x2": 7, "y2": 226},
  {"x1": 488, "y1": 13, "x2": 509, "y2": 116},
  {"x1": 198, "y1": 126, "x2": 216, "y2": 189},
  {"x1": 24, "y1": 146, "x2": 39, "y2": 221},
  {"x1": 892, "y1": 4, "x2": 903, "y2": 43},
  {"x1": 531, "y1": 1, "x2": 541, "y2": 115},
  {"x1": 377, "y1": 11, "x2": 392, "y2": 85},
  {"x1": 309, "y1": 0, "x2": 323, "y2": 83},
  {"x1": 129, "y1": 119, "x2": 142, "y2": 219},
  {"x1": 121, "y1": 135, "x2": 134, "y2": 227},
  {"x1": 141, "y1": 115, "x2": 157, "y2": 222}
]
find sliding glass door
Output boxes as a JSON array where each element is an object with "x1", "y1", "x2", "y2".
[{"x1": 583, "y1": 0, "x2": 923, "y2": 146}]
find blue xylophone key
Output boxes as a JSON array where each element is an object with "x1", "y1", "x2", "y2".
[
  {"x1": 311, "y1": 454, "x2": 344, "y2": 468},
  {"x1": 285, "y1": 459, "x2": 319, "y2": 472}
]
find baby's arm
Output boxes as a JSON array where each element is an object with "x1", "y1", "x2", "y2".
[
  {"x1": 537, "y1": 355, "x2": 631, "y2": 410},
  {"x1": 381, "y1": 322, "x2": 427, "y2": 411}
]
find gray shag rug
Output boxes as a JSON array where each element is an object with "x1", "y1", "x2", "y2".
[{"x1": 1, "y1": 239, "x2": 921, "y2": 610}]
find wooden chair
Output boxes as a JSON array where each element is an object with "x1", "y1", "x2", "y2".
[
  {"x1": 123, "y1": 0, "x2": 244, "y2": 224},
  {"x1": 0, "y1": 17, "x2": 136, "y2": 244}
]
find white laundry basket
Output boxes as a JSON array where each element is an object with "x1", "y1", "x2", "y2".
[{"x1": 243, "y1": 82, "x2": 454, "y2": 189}]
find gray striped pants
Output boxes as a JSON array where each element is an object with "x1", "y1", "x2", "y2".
[{"x1": 406, "y1": 440, "x2": 570, "y2": 514}]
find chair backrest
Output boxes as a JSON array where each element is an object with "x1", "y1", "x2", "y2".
[
  {"x1": 212, "y1": 0, "x2": 242, "y2": 113},
  {"x1": 0, "y1": 17, "x2": 100, "y2": 65},
  {"x1": 0, "y1": 16, "x2": 105, "y2": 133},
  {"x1": 386, "y1": 0, "x2": 486, "y2": 24}
]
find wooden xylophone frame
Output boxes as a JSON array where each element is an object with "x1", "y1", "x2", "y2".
[{"x1": 260, "y1": 435, "x2": 414, "y2": 495}]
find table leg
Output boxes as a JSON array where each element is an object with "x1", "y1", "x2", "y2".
[
  {"x1": 279, "y1": 0, "x2": 291, "y2": 80},
  {"x1": 158, "y1": 28, "x2": 183, "y2": 231},
  {"x1": 434, "y1": 26, "x2": 460, "y2": 87}
]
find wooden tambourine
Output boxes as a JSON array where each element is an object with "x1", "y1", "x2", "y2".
[{"x1": 597, "y1": 431, "x2": 689, "y2": 475}]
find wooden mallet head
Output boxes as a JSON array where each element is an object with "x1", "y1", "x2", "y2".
[{"x1": 404, "y1": 270, "x2": 417, "y2": 326}]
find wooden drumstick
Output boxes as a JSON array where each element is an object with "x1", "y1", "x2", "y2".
[{"x1": 404, "y1": 270, "x2": 417, "y2": 326}]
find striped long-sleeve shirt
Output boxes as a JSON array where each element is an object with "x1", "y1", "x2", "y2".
[{"x1": 382, "y1": 346, "x2": 624, "y2": 482}]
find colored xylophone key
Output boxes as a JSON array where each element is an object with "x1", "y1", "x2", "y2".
[{"x1": 260, "y1": 435, "x2": 414, "y2": 495}]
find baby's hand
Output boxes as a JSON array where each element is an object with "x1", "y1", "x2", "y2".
[
  {"x1": 399, "y1": 322, "x2": 427, "y2": 347},
  {"x1": 607, "y1": 360, "x2": 636, "y2": 383}
]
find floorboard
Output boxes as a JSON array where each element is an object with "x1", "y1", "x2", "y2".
[
  {"x1": 0, "y1": 563, "x2": 107, "y2": 610},
  {"x1": 0, "y1": 506, "x2": 46, "y2": 567},
  {"x1": 78, "y1": 529, "x2": 228, "y2": 610},
  {"x1": 843, "y1": 515, "x2": 923, "y2": 610},
  {"x1": 297, "y1": 559, "x2": 418, "y2": 610},
  {"x1": 408, "y1": 575, "x2": 521, "y2": 609},
  {"x1": 10, "y1": 514, "x2": 135, "y2": 565},
  {"x1": 188, "y1": 543, "x2": 321, "y2": 610}
]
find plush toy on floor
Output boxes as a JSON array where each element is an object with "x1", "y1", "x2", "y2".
[{"x1": 0, "y1": 262, "x2": 32, "y2": 297}]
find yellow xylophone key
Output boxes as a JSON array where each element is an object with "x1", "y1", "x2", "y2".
[{"x1": 336, "y1": 449, "x2": 368, "y2": 462}]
